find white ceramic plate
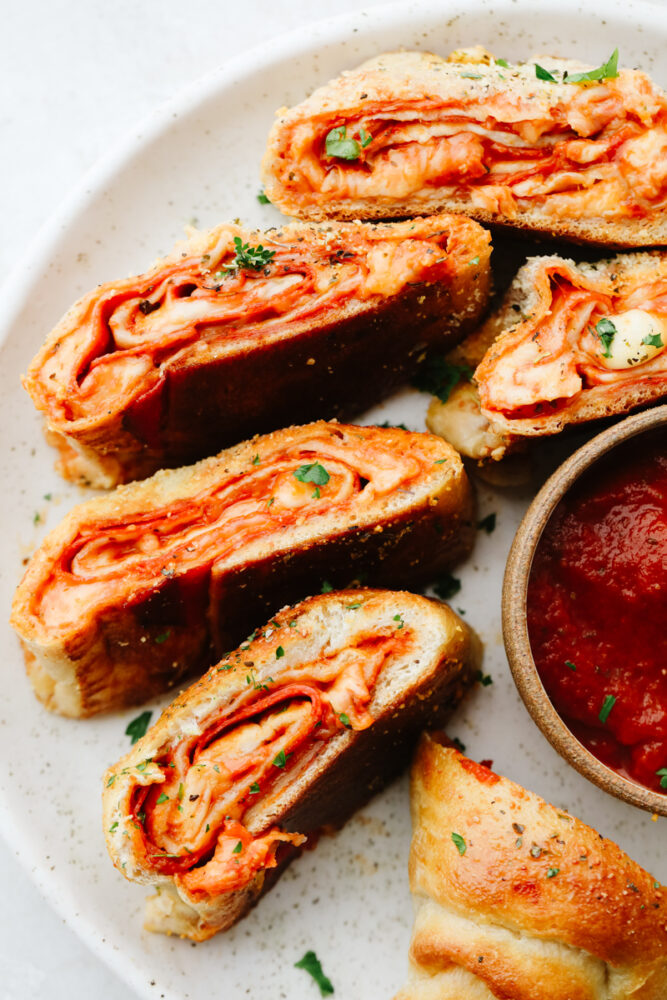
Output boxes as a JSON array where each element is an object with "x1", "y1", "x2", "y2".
[{"x1": 1, "y1": 2, "x2": 665, "y2": 997}]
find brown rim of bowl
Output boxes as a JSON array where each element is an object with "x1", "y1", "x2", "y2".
[{"x1": 502, "y1": 404, "x2": 667, "y2": 815}]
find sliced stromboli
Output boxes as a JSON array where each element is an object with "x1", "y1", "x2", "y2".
[
  {"x1": 427, "y1": 251, "x2": 667, "y2": 462},
  {"x1": 10, "y1": 421, "x2": 474, "y2": 718},
  {"x1": 102, "y1": 590, "x2": 480, "y2": 941},
  {"x1": 261, "y1": 49, "x2": 667, "y2": 246},
  {"x1": 23, "y1": 215, "x2": 490, "y2": 488},
  {"x1": 395, "y1": 734, "x2": 667, "y2": 1000}
]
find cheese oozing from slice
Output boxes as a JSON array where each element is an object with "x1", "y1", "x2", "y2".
[{"x1": 596, "y1": 310, "x2": 667, "y2": 369}]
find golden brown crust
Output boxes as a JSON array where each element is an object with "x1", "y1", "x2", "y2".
[
  {"x1": 395, "y1": 735, "x2": 667, "y2": 1000},
  {"x1": 103, "y1": 591, "x2": 480, "y2": 940},
  {"x1": 11, "y1": 421, "x2": 474, "y2": 717},
  {"x1": 23, "y1": 215, "x2": 490, "y2": 488},
  {"x1": 261, "y1": 51, "x2": 667, "y2": 247}
]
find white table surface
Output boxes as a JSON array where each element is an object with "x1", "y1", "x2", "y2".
[{"x1": 0, "y1": 3, "x2": 385, "y2": 997}]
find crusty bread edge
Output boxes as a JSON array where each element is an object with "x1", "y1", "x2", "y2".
[
  {"x1": 11, "y1": 421, "x2": 474, "y2": 716},
  {"x1": 102, "y1": 590, "x2": 481, "y2": 940}
]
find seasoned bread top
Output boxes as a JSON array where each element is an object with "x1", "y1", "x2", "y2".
[
  {"x1": 267, "y1": 50, "x2": 664, "y2": 133},
  {"x1": 409, "y1": 735, "x2": 667, "y2": 969}
]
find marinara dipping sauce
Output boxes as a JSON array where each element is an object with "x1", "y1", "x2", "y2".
[{"x1": 527, "y1": 430, "x2": 667, "y2": 794}]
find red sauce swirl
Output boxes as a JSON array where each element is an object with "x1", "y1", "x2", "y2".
[{"x1": 527, "y1": 431, "x2": 667, "y2": 794}]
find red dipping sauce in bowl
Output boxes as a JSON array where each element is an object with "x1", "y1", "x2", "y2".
[{"x1": 527, "y1": 433, "x2": 667, "y2": 794}]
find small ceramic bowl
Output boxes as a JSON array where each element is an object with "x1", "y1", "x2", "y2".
[{"x1": 503, "y1": 404, "x2": 667, "y2": 815}]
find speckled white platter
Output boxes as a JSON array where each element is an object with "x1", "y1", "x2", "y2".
[{"x1": 1, "y1": 1, "x2": 665, "y2": 997}]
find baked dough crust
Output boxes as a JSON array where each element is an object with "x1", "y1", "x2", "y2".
[
  {"x1": 395, "y1": 735, "x2": 667, "y2": 1000},
  {"x1": 23, "y1": 215, "x2": 490, "y2": 488},
  {"x1": 11, "y1": 421, "x2": 474, "y2": 717},
  {"x1": 102, "y1": 591, "x2": 480, "y2": 940},
  {"x1": 261, "y1": 51, "x2": 667, "y2": 247}
]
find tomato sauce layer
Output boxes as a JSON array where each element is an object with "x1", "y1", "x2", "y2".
[
  {"x1": 129, "y1": 629, "x2": 407, "y2": 897},
  {"x1": 477, "y1": 271, "x2": 667, "y2": 423},
  {"x1": 30, "y1": 427, "x2": 426, "y2": 633},
  {"x1": 283, "y1": 93, "x2": 667, "y2": 220},
  {"x1": 527, "y1": 431, "x2": 667, "y2": 793},
  {"x1": 26, "y1": 220, "x2": 459, "y2": 429}
]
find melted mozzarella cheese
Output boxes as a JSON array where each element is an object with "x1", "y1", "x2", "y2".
[{"x1": 596, "y1": 310, "x2": 667, "y2": 369}]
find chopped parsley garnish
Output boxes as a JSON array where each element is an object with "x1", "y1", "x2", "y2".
[
  {"x1": 325, "y1": 124, "x2": 371, "y2": 160},
  {"x1": 312, "y1": 486, "x2": 321, "y2": 499},
  {"x1": 232, "y1": 841, "x2": 243, "y2": 854},
  {"x1": 345, "y1": 601, "x2": 363, "y2": 610},
  {"x1": 156, "y1": 793, "x2": 170, "y2": 805},
  {"x1": 359, "y1": 126, "x2": 372, "y2": 148},
  {"x1": 535, "y1": 63, "x2": 558, "y2": 82},
  {"x1": 154, "y1": 630, "x2": 170, "y2": 644},
  {"x1": 477, "y1": 513, "x2": 496, "y2": 534},
  {"x1": 257, "y1": 190, "x2": 270, "y2": 205},
  {"x1": 564, "y1": 48, "x2": 619, "y2": 84},
  {"x1": 249, "y1": 781, "x2": 261, "y2": 794},
  {"x1": 252, "y1": 453, "x2": 261, "y2": 465},
  {"x1": 433, "y1": 573, "x2": 461, "y2": 600},
  {"x1": 125, "y1": 710, "x2": 152, "y2": 745},
  {"x1": 530, "y1": 845, "x2": 542, "y2": 858},
  {"x1": 412, "y1": 357, "x2": 473, "y2": 404},
  {"x1": 547, "y1": 867, "x2": 560, "y2": 878},
  {"x1": 451, "y1": 832, "x2": 467, "y2": 855},
  {"x1": 495, "y1": 58, "x2": 510, "y2": 68},
  {"x1": 33, "y1": 512, "x2": 41, "y2": 525},
  {"x1": 43, "y1": 493, "x2": 52, "y2": 501},
  {"x1": 643, "y1": 332, "x2": 664, "y2": 348},
  {"x1": 246, "y1": 668, "x2": 271, "y2": 692},
  {"x1": 565, "y1": 659, "x2": 577, "y2": 671},
  {"x1": 595, "y1": 317, "x2": 617, "y2": 357},
  {"x1": 276, "y1": 645, "x2": 285, "y2": 659},
  {"x1": 219, "y1": 235, "x2": 275, "y2": 274},
  {"x1": 294, "y1": 462, "x2": 330, "y2": 486},
  {"x1": 109, "y1": 821, "x2": 118, "y2": 832},
  {"x1": 468, "y1": 255, "x2": 480, "y2": 266},
  {"x1": 452, "y1": 737, "x2": 466, "y2": 753},
  {"x1": 178, "y1": 782, "x2": 185, "y2": 801},
  {"x1": 599, "y1": 693, "x2": 616, "y2": 725},
  {"x1": 106, "y1": 775, "x2": 117, "y2": 787},
  {"x1": 339, "y1": 712, "x2": 351, "y2": 728},
  {"x1": 461, "y1": 72, "x2": 482, "y2": 79},
  {"x1": 393, "y1": 613, "x2": 405, "y2": 629},
  {"x1": 273, "y1": 749, "x2": 288, "y2": 768},
  {"x1": 294, "y1": 951, "x2": 334, "y2": 996},
  {"x1": 378, "y1": 420, "x2": 409, "y2": 430},
  {"x1": 321, "y1": 580, "x2": 334, "y2": 593},
  {"x1": 434, "y1": 458, "x2": 447, "y2": 464},
  {"x1": 656, "y1": 768, "x2": 667, "y2": 790},
  {"x1": 477, "y1": 671, "x2": 493, "y2": 687}
]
